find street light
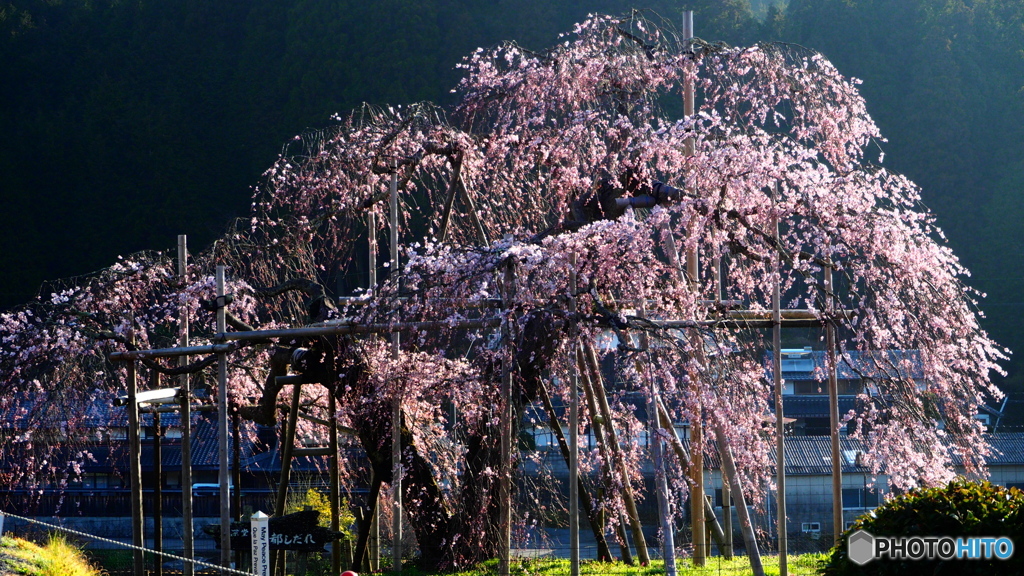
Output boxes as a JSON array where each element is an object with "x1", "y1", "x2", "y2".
[
  {"x1": 115, "y1": 387, "x2": 184, "y2": 407},
  {"x1": 118, "y1": 384, "x2": 186, "y2": 576}
]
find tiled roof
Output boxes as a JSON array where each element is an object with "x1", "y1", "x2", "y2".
[
  {"x1": 767, "y1": 349, "x2": 924, "y2": 381},
  {"x1": 675, "y1": 433, "x2": 1024, "y2": 476},
  {"x1": 964, "y1": 433, "x2": 1024, "y2": 467},
  {"x1": 679, "y1": 435, "x2": 870, "y2": 475}
]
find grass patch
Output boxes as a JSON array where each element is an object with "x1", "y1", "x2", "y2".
[
  {"x1": 0, "y1": 534, "x2": 101, "y2": 576},
  {"x1": 393, "y1": 553, "x2": 827, "y2": 576}
]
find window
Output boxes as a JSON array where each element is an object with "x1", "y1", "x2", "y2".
[
  {"x1": 842, "y1": 450, "x2": 866, "y2": 467},
  {"x1": 79, "y1": 473, "x2": 123, "y2": 489},
  {"x1": 792, "y1": 379, "x2": 863, "y2": 395},
  {"x1": 843, "y1": 488, "x2": 880, "y2": 509},
  {"x1": 802, "y1": 522, "x2": 821, "y2": 533}
]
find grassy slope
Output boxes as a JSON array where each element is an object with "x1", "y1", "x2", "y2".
[{"x1": 0, "y1": 535, "x2": 100, "y2": 576}]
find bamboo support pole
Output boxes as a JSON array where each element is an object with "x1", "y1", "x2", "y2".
[{"x1": 232, "y1": 410, "x2": 243, "y2": 570}]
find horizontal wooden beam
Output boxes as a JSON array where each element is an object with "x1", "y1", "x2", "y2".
[{"x1": 109, "y1": 308, "x2": 855, "y2": 360}]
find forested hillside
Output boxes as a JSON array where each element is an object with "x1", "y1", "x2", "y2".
[{"x1": 2, "y1": 0, "x2": 1022, "y2": 397}]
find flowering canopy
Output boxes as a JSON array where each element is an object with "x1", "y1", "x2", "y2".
[{"x1": 0, "y1": 13, "x2": 1006, "y2": 567}]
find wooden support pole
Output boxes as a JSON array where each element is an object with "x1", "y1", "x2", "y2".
[
  {"x1": 722, "y1": 481, "x2": 733, "y2": 559},
  {"x1": 177, "y1": 234, "x2": 195, "y2": 576},
  {"x1": 584, "y1": 342, "x2": 650, "y2": 565},
  {"x1": 536, "y1": 378, "x2": 612, "y2": 560},
  {"x1": 127, "y1": 357, "x2": 145, "y2": 576},
  {"x1": 682, "y1": 12, "x2": 706, "y2": 565},
  {"x1": 216, "y1": 265, "x2": 232, "y2": 568},
  {"x1": 712, "y1": 419, "x2": 765, "y2": 576},
  {"x1": 653, "y1": 400, "x2": 727, "y2": 553},
  {"x1": 826, "y1": 264, "x2": 843, "y2": 543},
  {"x1": 772, "y1": 214, "x2": 788, "y2": 575},
  {"x1": 689, "y1": 405, "x2": 706, "y2": 565},
  {"x1": 637, "y1": 310, "x2": 676, "y2": 575},
  {"x1": 352, "y1": 476, "x2": 382, "y2": 571},
  {"x1": 498, "y1": 259, "x2": 515, "y2": 576},
  {"x1": 153, "y1": 376, "x2": 164, "y2": 576},
  {"x1": 330, "y1": 393, "x2": 342, "y2": 575},
  {"x1": 367, "y1": 208, "x2": 380, "y2": 570},
  {"x1": 576, "y1": 348, "x2": 633, "y2": 564},
  {"x1": 712, "y1": 214, "x2": 734, "y2": 560},
  {"x1": 569, "y1": 254, "x2": 580, "y2": 576},
  {"x1": 232, "y1": 410, "x2": 243, "y2": 570},
  {"x1": 389, "y1": 165, "x2": 403, "y2": 572},
  {"x1": 274, "y1": 380, "x2": 303, "y2": 576},
  {"x1": 460, "y1": 178, "x2": 490, "y2": 246},
  {"x1": 437, "y1": 154, "x2": 464, "y2": 244},
  {"x1": 232, "y1": 410, "x2": 242, "y2": 522},
  {"x1": 368, "y1": 210, "x2": 378, "y2": 292}
]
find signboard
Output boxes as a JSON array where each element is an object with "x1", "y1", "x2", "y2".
[
  {"x1": 251, "y1": 511, "x2": 270, "y2": 576},
  {"x1": 205, "y1": 509, "x2": 345, "y2": 552}
]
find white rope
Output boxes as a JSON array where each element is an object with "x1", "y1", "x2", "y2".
[{"x1": 1, "y1": 510, "x2": 254, "y2": 575}]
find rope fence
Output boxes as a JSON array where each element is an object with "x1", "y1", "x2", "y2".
[{"x1": 0, "y1": 510, "x2": 255, "y2": 576}]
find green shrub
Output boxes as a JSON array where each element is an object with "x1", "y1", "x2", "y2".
[{"x1": 821, "y1": 478, "x2": 1024, "y2": 575}]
